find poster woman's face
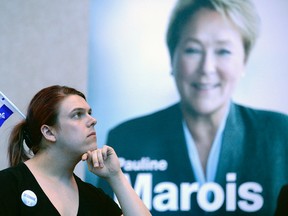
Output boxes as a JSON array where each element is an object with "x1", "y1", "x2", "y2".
[{"x1": 172, "y1": 8, "x2": 245, "y2": 116}]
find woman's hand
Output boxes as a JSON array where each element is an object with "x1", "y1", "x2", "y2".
[
  {"x1": 82, "y1": 145, "x2": 151, "y2": 216},
  {"x1": 81, "y1": 145, "x2": 121, "y2": 179}
]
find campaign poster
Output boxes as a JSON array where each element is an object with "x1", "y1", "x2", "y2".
[{"x1": 87, "y1": 1, "x2": 288, "y2": 215}]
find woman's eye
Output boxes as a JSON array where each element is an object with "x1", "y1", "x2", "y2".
[
  {"x1": 73, "y1": 112, "x2": 82, "y2": 119},
  {"x1": 184, "y1": 47, "x2": 202, "y2": 54},
  {"x1": 216, "y1": 49, "x2": 231, "y2": 56}
]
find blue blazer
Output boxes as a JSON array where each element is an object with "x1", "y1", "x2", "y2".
[{"x1": 98, "y1": 103, "x2": 288, "y2": 215}]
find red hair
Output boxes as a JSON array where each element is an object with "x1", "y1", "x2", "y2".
[{"x1": 8, "y1": 85, "x2": 85, "y2": 166}]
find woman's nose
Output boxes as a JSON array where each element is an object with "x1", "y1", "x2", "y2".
[
  {"x1": 200, "y1": 51, "x2": 216, "y2": 75},
  {"x1": 89, "y1": 115, "x2": 97, "y2": 127}
]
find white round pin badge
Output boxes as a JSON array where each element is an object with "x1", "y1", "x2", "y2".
[{"x1": 21, "y1": 190, "x2": 37, "y2": 207}]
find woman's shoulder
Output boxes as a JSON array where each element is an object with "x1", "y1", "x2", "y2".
[
  {"x1": 233, "y1": 103, "x2": 288, "y2": 124},
  {"x1": 0, "y1": 163, "x2": 26, "y2": 182},
  {"x1": 74, "y1": 175, "x2": 122, "y2": 215},
  {"x1": 110, "y1": 103, "x2": 181, "y2": 131},
  {"x1": 74, "y1": 174, "x2": 113, "y2": 199},
  {"x1": 0, "y1": 163, "x2": 32, "y2": 196},
  {"x1": 0, "y1": 163, "x2": 28, "y2": 207},
  {"x1": 275, "y1": 184, "x2": 288, "y2": 215},
  {"x1": 280, "y1": 184, "x2": 288, "y2": 192}
]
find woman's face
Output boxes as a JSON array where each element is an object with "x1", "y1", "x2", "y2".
[
  {"x1": 172, "y1": 8, "x2": 245, "y2": 116},
  {"x1": 55, "y1": 95, "x2": 97, "y2": 156}
]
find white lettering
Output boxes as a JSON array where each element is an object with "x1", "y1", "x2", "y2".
[
  {"x1": 121, "y1": 172, "x2": 264, "y2": 213},
  {"x1": 238, "y1": 182, "x2": 263, "y2": 212},
  {"x1": 226, "y1": 173, "x2": 237, "y2": 211},
  {"x1": 153, "y1": 182, "x2": 178, "y2": 211},
  {"x1": 197, "y1": 183, "x2": 224, "y2": 212},
  {"x1": 119, "y1": 157, "x2": 168, "y2": 171},
  {"x1": 180, "y1": 182, "x2": 199, "y2": 210},
  {"x1": 133, "y1": 173, "x2": 153, "y2": 209}
]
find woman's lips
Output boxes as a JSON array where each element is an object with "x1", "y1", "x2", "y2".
[
  {"x1": 87, "y1": 132, "x2": 96, "y2": 137},
  {"x1": 192, "y1": 83, "x2": 220, "y2": 90}
]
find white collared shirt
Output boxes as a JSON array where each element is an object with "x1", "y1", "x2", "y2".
[{"x1": 182, "y1": 106, "x2": 229, "y2": 185}]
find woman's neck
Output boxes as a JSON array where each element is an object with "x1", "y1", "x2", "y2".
[
  {"x1": 24, "y1": 150, "x2": 77, "y2": 182},
  {"x1": 181, "y1": 102, "x2": 229, "y2": 141}
]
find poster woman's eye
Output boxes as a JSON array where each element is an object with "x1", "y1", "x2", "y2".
[
  {"x1": 216, "y1": 48, "x2": 231, "y2": 56},
  {"x1": 184, "y1": 47, "x2": 202, "y2": 55}
]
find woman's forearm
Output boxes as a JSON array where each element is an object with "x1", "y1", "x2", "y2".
[{"x1": 107, "y1": 171, "x2": 151, "y2": 216}]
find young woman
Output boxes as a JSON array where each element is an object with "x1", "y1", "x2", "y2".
[{"x1": 0, "y1": 85, "x2": 151, "y2": 216}]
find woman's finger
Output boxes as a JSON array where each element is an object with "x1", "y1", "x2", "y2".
[
  {"x1": 96, "y1": 149, "x2": 104, "y2": 168},
  {"x1": 102, "y1": 145, "x2": 109, "y2": 160}
]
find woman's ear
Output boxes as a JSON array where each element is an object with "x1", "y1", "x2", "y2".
[{"x1": 41, "y1": 125, "x2": 56, "y2": 142}]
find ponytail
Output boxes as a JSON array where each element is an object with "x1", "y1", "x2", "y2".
[
  {"x1": 8, "y1": 121, "x2": 31, "y2": 166},
  {"x1": 7, "y1": 85, "x2": 86, "y2": 167}
]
